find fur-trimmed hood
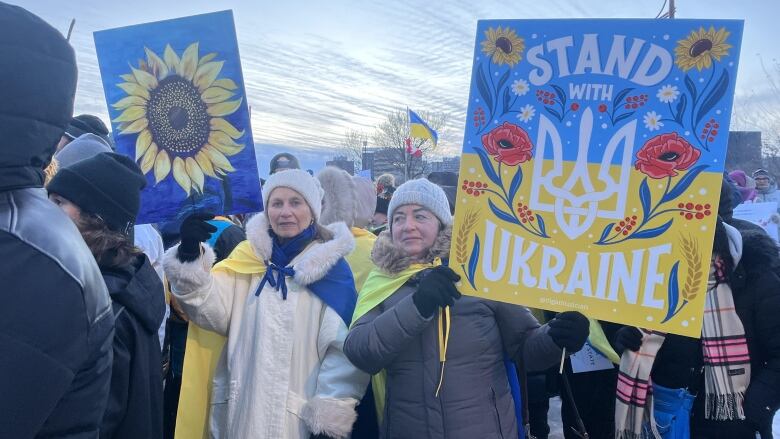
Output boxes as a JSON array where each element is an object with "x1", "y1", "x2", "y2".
[
  {"x1": 245, "y1": 214, "x2": 355, "y2": 286},
  {"x1": 317, "y1": 166, "x2": 358, "y2": 227},
  {"x1": 370, "y1": 226, "x2": 452, "y2": 275}
]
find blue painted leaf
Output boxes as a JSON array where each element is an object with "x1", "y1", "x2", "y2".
[
  {"x1": 472, "y1": 147, "x2": 501, "y2": 185},
  {"x1": 502, "y1": 87, "x2": 512, "y2": 114},
  {"x1": 684, "y1": 75, "x2": 698, "y2": 105},
  {"x1": 551, "y1": 84, "x2": 566, "y2": 105},
  {"x1": 661, "y1": 165, "x2": 709, "y2": 203},
  {"x1": 508, "y1": 167, "x2": 523, "y2": 201},
  {"x1": 467, "y1": 234, "x2": 480, "y2": 290},
  {"x1": 639, "y1": 178, "x2": 652, "y2": 217},
  {"x1": 496, "y1": 69, "x2": 511, "y2": 96},
  {"x1": 675, "y1": 94, "x2": 687, "y2": 124},
  {"x1": 536, "y1": 214, "x2": 548, "y2": 237},
  {"x1": 613, "y1": 87, "x2": 634, "y2": 106},
  {"x1": 544, "y1": 106, "x2": 563, "y2": 121},
  {"x1": 476, "y1": 65, "x2": 494, "y2": 113},
  {"x1": 696, "y1": 69, "x2": 729, "y2": 125},
  {"x1": 488, "y1": 198, "x2": 517, "y2": 224},
  {"x1": 597, "y1": 222, "x2": 615, "y2": 244},
  {"x1": 613, "y1": 111, "x2": 635, "y2": 125},
  {"x1": 631, "y1": 219, "x2": 673, "y2": 239},
  {"x1": 661, "y1": 261, "x2": 681, "y2": 323}
]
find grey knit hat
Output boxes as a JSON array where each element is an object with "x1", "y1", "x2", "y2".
[
  {"x1": 54, "y1": 133, "x2": 112, "y2": 168},
  {"x1": 388, "y1": 178, "x2": 453, "y2": 227}
]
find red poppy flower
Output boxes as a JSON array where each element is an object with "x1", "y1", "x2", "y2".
[
  {"x1": 634, "y1": 132, "x2": 700, "y2": 179},
  {"x1": 481, "y1": 122, "x2": 534, "y2": 166}
]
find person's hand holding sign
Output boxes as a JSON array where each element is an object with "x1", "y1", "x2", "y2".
[
  {"x1": 413, "y1": 266, "x2": 462, "y2": 318},
  {"x1": 177, "y1": 213, "x2": 217, "y2": 262},
  {"x1": 548, "y1": 311, "x2": 590, "y2": 352}
]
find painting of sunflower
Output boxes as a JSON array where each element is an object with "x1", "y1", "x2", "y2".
[
  {"x1": 112, "y1": 42, "x2": 244, "y2": 196},
  {"x1": 674, "y1": 26, "x2": 731, "y2": 72},
  {"x1": 481, "y1": 26, "x2": 525, "y2": 66}
]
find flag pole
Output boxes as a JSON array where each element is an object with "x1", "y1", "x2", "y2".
[{"x1": 66, "y1": 18, "x2": 76, "y2": 42}]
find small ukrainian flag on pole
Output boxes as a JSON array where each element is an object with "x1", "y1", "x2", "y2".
[{"x1": 408, "y1": 108, "x2": 438, "y2": 147}]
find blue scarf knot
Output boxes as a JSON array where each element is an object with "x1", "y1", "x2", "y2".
[{"x1": 256, "y1": 263, "x2": 296, "y2": 299}]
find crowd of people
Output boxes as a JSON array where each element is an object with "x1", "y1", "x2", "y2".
[{"x1": 2, "y1": 4, "x2": 780, "y2": 439}]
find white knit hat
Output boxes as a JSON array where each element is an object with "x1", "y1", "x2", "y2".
[
  {"x1": 388, "y1": 178, "x2": 453, "y2": 227},
  {"x1": 262, "y1": 169, "x2": 325, "y2": 220}
]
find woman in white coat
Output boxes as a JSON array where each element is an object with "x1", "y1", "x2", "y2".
[{"x1": 163, "y1": 169, "x2": 369, "y2": 439}]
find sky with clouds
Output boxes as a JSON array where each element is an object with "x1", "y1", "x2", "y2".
[{"x1": 17, "y1": 0, "x2": 780, "y2": 169}]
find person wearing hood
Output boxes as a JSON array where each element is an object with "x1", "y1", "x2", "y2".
[
  {"x1": 610, "y1": 217, "x2": 780, "y2": 438},
  {"x1": 0, "y1": 4, "x2": 115, "y2": 437},
  {"x1": 729, "y1": 170, "x2": 757, "y2": 204},
  {"x1": 162, "y1": 169, "x2": 369, "y2": 439},
  {"x1": 48, "y1": 152, "x2": 166, "y2": 439},
  {"x1": 344, "y1": 178, "x2": 589, "y2": 439},
  {"x1": 753, "y1": 169, "x2": 780, "y2": 207},
  {"x1": 57, "y1": 114, "x2": 111, "y2": 151}
]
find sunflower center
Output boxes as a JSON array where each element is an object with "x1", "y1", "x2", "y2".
[
  {"x1": 498, "y1": 139, "x2": 514, "y2": 149},
  {"x1": 659, "y1": 152, "x2": 680, "y2": 162},
  {"x1": 689, "y1": 39, "x2": 713, "y2": 57},
  {"x1": 496, "y1": 37, "x2": 513, "y2": 54},
  {"x1": 146, "y1": 75, "x2": 210, "y2": 156}
]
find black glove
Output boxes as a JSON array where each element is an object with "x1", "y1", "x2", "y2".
[
  {"x1": 547, "y1": 311, "x2": 589, "y2": 351},
  {"x1": 412, "y1": 266, "x2": 461, "y2": 318},
  {"x1": 612, "y1": 326, "x2": 643, "y2": 354},
  {"x1": 743, "y1": 375, "x2": 779, "y2": 437},
  {"x1": 310, "y1": 435, "x2": 336, "y2": 439},
  {"x1": 177, "y1": 213, "x2": 217, "y2": 262}
]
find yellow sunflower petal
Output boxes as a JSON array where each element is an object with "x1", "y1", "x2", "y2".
[
  {"x1": 120, "y1": 117, "x2": 148, "y2": 135},
  {"x1": 131, "y1": 66, "x2": 158, "y2": 91},
  {"x1": 208, "y1": 131, "x2": 243, "y2": 156},
  {"x1": 117, "y1": 82, "x2": 150, "y2": 100},
  {"x1": 164, "y1": 44, "x2": 181, "y2": 73},
  {"x1": 210, "y1": 117, "x2": 245, "y2": 139},
  {"x1": 185, "y1": 157, "x2": 205, "y2": 193},
  {"x1": 153, "y1": 150, "x2": 171, "y2": 184},
  {"x1": 203, "y1": 145, "x2": 235, "y2": 173},
  {"x1": 135, "y1": 129, "x2": 153, "y2": 160},
  {"x1": 179, "y1": 42, "x2": 199, "y2": 81},
  {"x1": 201, "y1": 86, "x2": 234, "y2": 104},
  {"x1": 198, "y1": 52, "x2": 217, "y2": 66},
  {"x1": 112, "y1": 95, "x2": 147, "y2": 110},
  {"x1": 140, "y1": 142, "x2": 158, "y2": 174},
  {"x1": 145, "y1": 47, "x2": 169, "y2": 79},
  {"x1": 195, "y1": 150, "x2": 218, "y2": 178},
  {"x1": 172, "y1": 157, "x2": 191, "y2": 195},
  {"x1": 120, "y1": 73, "x2": 136, "y2": 83},
  {"x1": 194, "y1": 61, "x2": 225, "y2": 91},
  {"x1": 212, "y1": 78, "x2": 238, "y2": 90},
  {"x1": 112, "y1": 105, "x2": 146, "y2": 123},
  {"x1": 207, "y1": 98, "x2": 243, "y2": 117}
]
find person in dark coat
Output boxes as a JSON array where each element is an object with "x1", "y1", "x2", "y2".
[
  {"x1": 0, "y1": 4, "x2": 115, "y2": 437},
  {"x1": 48, "y1": 152, "x2": 166, "y2": 439},
  {"x1": 612, "y1": 218, "x2": 780, "y2": 438}
]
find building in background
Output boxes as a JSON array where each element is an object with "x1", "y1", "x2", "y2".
[
  {"x1": 325, "y1": 155, "x2": 355, "y2": 175},
  {"x1": 725, "y1": 131, "x2": 763, "y2": 173},
  {"x1": 428, "y1": 156, "x2": 461, "y2": 174}
]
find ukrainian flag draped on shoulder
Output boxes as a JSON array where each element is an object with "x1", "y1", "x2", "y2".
[{"x1": 407, "y1": 108, "x2": 438, "y2": 147}]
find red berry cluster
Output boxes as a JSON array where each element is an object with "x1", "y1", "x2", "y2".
[
  {"x1": 516, "y1": 202, "x2": 536, "y2": 223},
  {"x1": 623, "y1": 94, "x2": 648, "y2": 109},
  {"x1": 473, "y1": 107, "x2": 486, "y2": 128},
  {"x1": 570, "y1": 102, "x2": 580, "y2": 111},
  {"x1": 701, "y1": 119, "x2": 720, "y2": 142},
  {"x1": 614, "y1": 215, "x2": 638, "y2": 236},
  {"x1": 462, "y1": 179, "x2": 487, "y2": 197},
  {"x1": 536, "y1": 90, "x2": 557, "y2": 105},
  {"x1": 677, "y1": 202, "x2": 712, "y2": 220},
  {"x1": 598, "y1": 103, "x2": 608, "y2": 113}
]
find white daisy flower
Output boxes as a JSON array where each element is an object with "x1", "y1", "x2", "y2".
[
  {"x1": 656, "y1": 85, "x2": 680, "y2": 103},
  {"x1": 518, "y1": 104, "x2": 536, "y2": 122},
  {"x1": 643, "y1": 111, "x2": 664, "y2": 131},
  {"x1": 512, "y1": 79, "x2": 530, "y2": 96}
]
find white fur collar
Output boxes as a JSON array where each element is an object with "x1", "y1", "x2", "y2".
[{"x1": 245, "y1": 214, "x2": 355, "y2": 286}]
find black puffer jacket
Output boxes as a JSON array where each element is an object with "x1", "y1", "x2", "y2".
[
  {"x1": 0, "y1": 4, "x2": 116, "y2": 438},
  {"x1": 101, "y1": 255, "x2": 166, "y2": 439}
]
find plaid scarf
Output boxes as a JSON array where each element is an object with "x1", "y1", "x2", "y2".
[{"x1": 615, "y1": 223, "x2": 750, "y2": 438}]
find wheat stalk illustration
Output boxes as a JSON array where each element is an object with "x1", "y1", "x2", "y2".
[
  {"x1": 455, "y1": 209, "x2": 480, "y2": 264},
  {"x1": 680, "y1": 234, "x2": 703, "y2": 301}
]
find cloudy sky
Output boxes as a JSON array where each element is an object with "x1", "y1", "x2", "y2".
[{"x1": 17, "y1": 0, "x2": 780, "y2": 170}]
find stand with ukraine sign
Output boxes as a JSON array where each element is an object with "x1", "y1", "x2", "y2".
[{"x1": 452, "y1": 19, "x2": 743, "y2": 337}]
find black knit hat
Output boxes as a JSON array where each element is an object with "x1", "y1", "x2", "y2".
[
  {"x1": 269, "y1": 152, "x2": 300, "y2": 174},
  {"x1": 375, "y1": 196, "x2": 390, "y2": 215},
  {"x1": 48, "y1": 152, "x2": 146, "y2": 234},
  {"x1": 64, "y1": 114, "x2": 110, "y2": 141}
]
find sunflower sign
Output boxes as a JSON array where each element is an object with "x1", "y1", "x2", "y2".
[
  {"x1": 94, "y1": 10, "x2": 261, "y2": 224},
  {"x1": 453, "y1": 19, "x2": 743, "y2": 337}
]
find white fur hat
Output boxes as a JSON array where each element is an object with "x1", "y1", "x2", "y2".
[
  {"x1": 262, "y1": 169, "x2": 325, "y2": 220},
  {"x1": 388, "y1": 178, "x2": 453, "y2": 227}
]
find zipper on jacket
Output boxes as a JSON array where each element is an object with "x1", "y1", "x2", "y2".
[{"x1": 491, "y1": 387, "x2": 505, "y2": 439}]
